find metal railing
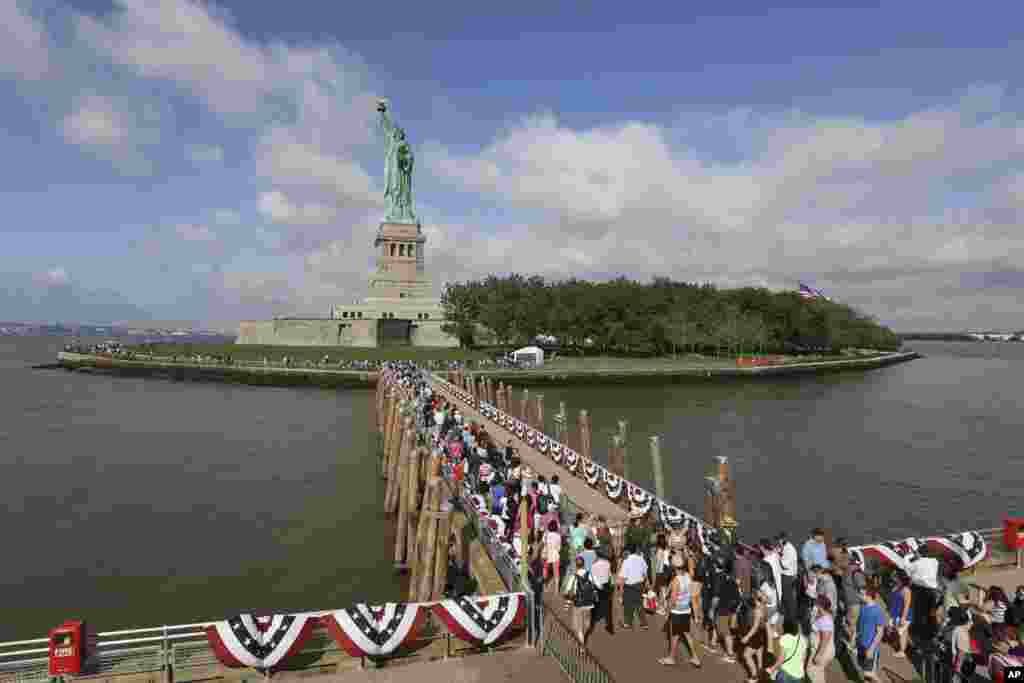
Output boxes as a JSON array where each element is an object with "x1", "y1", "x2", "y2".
[
  {"x1": 0, "y1": 594, "x2": 527, "y2": 683},
  {"x1": 538, "y1": 603, "x2": 616, "y2": 683}
]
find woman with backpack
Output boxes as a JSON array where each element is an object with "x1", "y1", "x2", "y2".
[
  {"x1": 570, "y1": 556, "x2": 597, "y2": 644},
  {"x1": 658, "y1": 563, "x2": 702, "y2": 669}
]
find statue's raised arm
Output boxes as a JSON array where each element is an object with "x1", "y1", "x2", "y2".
[{"x1": 376, "y1": 98, "x2": 417, "y2": 224}]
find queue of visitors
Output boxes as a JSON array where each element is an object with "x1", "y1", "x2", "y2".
[{"x1": 387, "y1": 363, "x2": 1014, "y2": 683}]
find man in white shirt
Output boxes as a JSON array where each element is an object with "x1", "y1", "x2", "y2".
[
  {"x1": 617, "y1": 544, "x2": 649, "y2": 630},
  {"x1": 548, "y1": 475, "x2": 563, "y2": 511},
  {"x1": 777, "y1": 531, "x2": 799, "y2": 625},
  {"x1": 590, "y1": 549, "x2": 614, "y2": 635},
  {"x1": 760, "y1": 538, "x2": 784, "y2": 604}
]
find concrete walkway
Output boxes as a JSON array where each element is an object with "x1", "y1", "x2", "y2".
[
  {"x1": 305, "y1": 650, "x2": 565, "y2": 683},
  {"x1": 434, "y1": 377, "x2": 628, "y2": 526}
]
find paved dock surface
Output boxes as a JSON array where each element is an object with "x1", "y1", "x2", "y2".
[
  {"x1": 439, "y1": 379, "x2": 628, "y2": 525},
  {"x1": 314, "y1": 650, "x2": 565, "y2": 683}
]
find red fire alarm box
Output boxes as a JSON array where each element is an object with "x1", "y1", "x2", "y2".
[
  {"x1": 1004, "y1": 518, "x2": 1024, "y2": 551},
  {"x1": 49, "y1": 620, "x2": 88, "y2": 676}
]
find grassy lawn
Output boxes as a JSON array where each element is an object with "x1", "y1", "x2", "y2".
[
  {"x1": 128, "y1": 343, "x2": 491, "y2": 364},
  {"x1": 540, "y1": 354, "x2": 737, "y2": 371}
]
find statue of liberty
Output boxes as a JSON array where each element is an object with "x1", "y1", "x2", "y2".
[{"x1": 376, "y1": 99, "x2": 417, "y2": 224}]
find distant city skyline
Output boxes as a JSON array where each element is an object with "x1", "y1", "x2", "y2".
[{"x1": 2, "y1": 1, "x2": 1023, "y2": 331}]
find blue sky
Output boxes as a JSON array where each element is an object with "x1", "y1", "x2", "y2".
[{"x1": 2, "y1": 1, "x2": 1022, "y2": 330}]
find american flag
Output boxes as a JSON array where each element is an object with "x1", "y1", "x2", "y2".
[{"x1": 798, "y1": 282, "x2": 832, "y2": 301}]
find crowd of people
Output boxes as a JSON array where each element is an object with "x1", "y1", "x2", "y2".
[{"x1": 385, "y1": 362, "x2": 1019, "y2": 683}]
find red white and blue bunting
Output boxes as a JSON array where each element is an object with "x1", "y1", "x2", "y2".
[
  {"x1": 629, "y1": 484, "x2": 653, "y2": 517},
  {"x1": 605, "y1": 472, "x2": 623, "y2": 500},
  {"x1": 849, "y1": 531, "x2": 988, "y2": 574},
  {"x1": 526, "y1": 429, "x2": 536, "y2": 447},
  {"x1": 322, "y1": 603, "x2": 426, "y2": 658},
  {"x1": 206, "y1": 614, "x2": 315, "y2": 670},
  {"x1": 583, "y1": 459, "x2": 600, "y2": 486},
  {"x1": 432, "y1": 595, "x2": 525, "y2": 646},
  {"x1": 550, "y1": 443, "x2": 562, "y2": 464},
  {"x1": 565, "y1": 449, "x2": 579, "y2": 474},
  {"x1": 515, "y1": 421, "x2": 525, "y2": 438},
  {"x1": 537, "y1": 436, "x2": 548, "y2": 453}
]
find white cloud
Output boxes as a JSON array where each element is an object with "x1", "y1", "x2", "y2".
[
  {"x1": 61, "y1": 95, "x2": 127, "y2": 147},
  {"x1": 257, "y1": 190, "x2": 337, "y2": 226},
  {"x1": 174, "y1": 223, "x2": 216, "y2": 242},
  {"x1": 0, "y1": 1, "x2": 50, "y2": 79},
  {"x1": 187, "y1": 144, "x2": 224, "y2": 163},
  {"x1": 34, "y1": 267, "x2": 70, "y2": 287},
  {"x1": 76, "y1": 0, "x2": 273, "y2": 116},
  {"x1": 254, "y1": 127, "x2": 378, "y2": 205},
  {"x1": 422, "y1": 88, "x2": 1024, "y2": 328}
]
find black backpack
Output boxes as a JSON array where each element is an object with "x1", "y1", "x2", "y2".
[
  {"x1": 752, "y1": 559, "x2": 774, "y2": 590},
  {"x1": 536, "y1": 493, "x2": 552, "y2": 515},
  {"x1": 696, "y1": 556, "x2": 713, "y2": 584},
  {"x1": 574, "y1": 573, "x2": 597, "y2": 607}
]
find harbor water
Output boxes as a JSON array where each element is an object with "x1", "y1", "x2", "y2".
[{"x1": 2, "y1": 337, "x2": 1021, "y2": 639}]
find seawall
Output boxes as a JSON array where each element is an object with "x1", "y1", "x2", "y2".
[
  {"x1": 461, "y1": 350, "x2": 920, "y2": 385},
  {"x1": 55, "y1": 352, "x2": 378, "y2": 388},
  {"x1": 53, "y1": 350, "x2": 920, "y2": 389}
]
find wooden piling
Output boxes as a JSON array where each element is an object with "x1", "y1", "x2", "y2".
[
  {"x1": 394, "y1": 428, "x2": 414, "y2": 568},
  {"x1": 554, "y1": 401, "x2": 567, "y2": 445},
  {"x1": 383, "y1": 406, "x2": 399, "y2": 508},
  {"x1": 505, "y1": 386, "x2": 513, "y2": 416},
  {"x1": 405, "y1": 442, "x2": 422, "y2": 569},
  {"x1": 535, "y1": 394, "x2": 544, "y2": 433},
  {"x1": 411, "y1": 458, "x2": 443, "y2": 600},
  {"x1": 717, "y1": 456, "x2": 738, "y2": 541},
  {"x1": 618, "y1": 420, "x2": 629, "y2": 480},
  {"x1": 431, "y1": 503, "x2": 454, "y2": 601},
  {"x1": 609, "y1": 435, "x2": 624, "y2": 478},
  {"x1": 383, "y1": 403, "x2": 400, "y2": 507},
  {"x1": 579, "y1": 410, "x2": 591, "y2": 461},
  {"x1": 650, "y1": 436, "x2": 665, "y2": 500},
  {"x1": 520, "y1": 388, "x2": 530, "y2": 423}
]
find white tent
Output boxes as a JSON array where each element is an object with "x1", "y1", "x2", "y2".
[{"x1": 511, "y1": 345, "x2": 545, "y2": 366}]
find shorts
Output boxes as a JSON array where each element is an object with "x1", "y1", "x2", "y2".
[
  {"x1": 668, "y1": 612, "x2": 692, "y2": 634},
  {"x1": 857, "y1": 646, "x2": 880, "y2": 675},
  {"x1": 654, "y1": 570, "x2": 673, "y2": 591},
  {"x1": 717, "y1": 612, "x2": 736, "y2": 634}
]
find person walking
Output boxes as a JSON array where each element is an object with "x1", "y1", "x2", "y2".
[
  {"x1": 571, "y1": 556, "x2": 597, "y2": 644},
  {"x1": 657, "y1": 563, "x2": 702, "y2": 669},
  {"x1": 617, "y1": 544, "x2": 650, "y2": 630},
  {"x1": 856, "y1": 590, "x2": 887, "y2": 682},
  {"x1": 806, "y1": 595, "x2": 836, "y2": 683},
  {"x1": 716, "y1": 570, "x2": 741, "y2": 663},
  {"x1": 766, "y1": 619, "x2": 808, "y2": 683},
  {"x1": 589, "y1": 547, "x2": 614, "y2": 636},
  {"x1": 653, "y1": 534, "x2": 672, "y2": 615},
  {"x1": 543, "y1": 520, "x2": 562, "y2": 595},
  {"x1": 888, "y1": 572, "x2": 913, "y2": 657},
  {"x1": 740, "y1": 585, "x2": 768, "y2": 683},
  {"x1": 778, "y1": 532, "x2": 799, "y2": 625}
]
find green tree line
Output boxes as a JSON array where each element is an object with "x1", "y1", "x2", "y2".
[{"x1": 440, "y1": 275, "x2": 901, "y2": 355}]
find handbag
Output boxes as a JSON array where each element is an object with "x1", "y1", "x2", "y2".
[{"x1": 644, "y1": 591, "x2": 659, "y2": 612}]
